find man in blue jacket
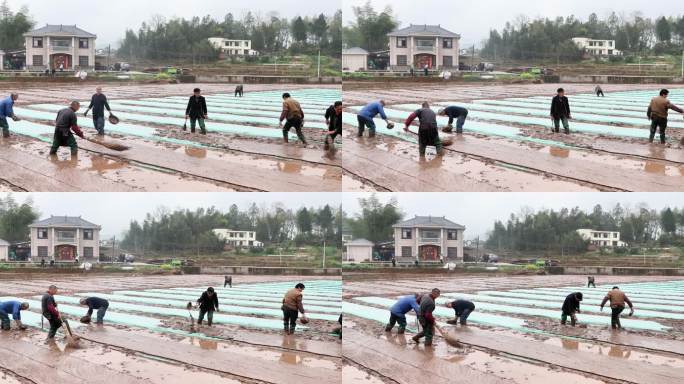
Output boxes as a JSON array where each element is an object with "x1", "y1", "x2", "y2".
[
  {"x1": 357, "y1": 100, "x2": 389, "y2": 138},
  {"x1": 0, "y1": 300, "x2": 29, "y2": 330},
  {"x1": 0, "y1": 93, "x2": 20, "y2": 138},
  {"x1": 385, "y1": 293, "x2": 421, "y2": 334}
]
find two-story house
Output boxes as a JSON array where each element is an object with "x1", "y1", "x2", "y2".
[
  {"x1": 212, "y1": 229, "x2": 263, "y2": 248},
  {"x1": 571, "y1": 38, "x2": 622, "y2": 57},
  {"x1": 387, "y1": 24, "x2": 460, "y2": 71},
  {"x1": 29, "y1": 216, "x2": 101, "y2": 262},
  {"x1": 24, "y1": 24, "x2": 97, "y2": 71},
  {"x1": 208, "y1": 38, "x2": 259, "y2": 57},
  {"x1": 576, "y1": 229, "x2": 626, "y2": 247},
  {"x1": 393, "y1": 216, "x2": 465, "y2": 262}
]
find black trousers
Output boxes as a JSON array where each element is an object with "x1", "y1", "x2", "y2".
[
  {"x1": 650, "y1": 117, "x2": 667, "y2": 144},
  {"x1": 611, "y1": 305, "x2": 625, "y2": 329},
  {"x1": 283, "y1": 117, "x2": 306, "y2": 143},
  {"x1": 45, "y1": 314, "x2": 63, "y2": 338},
  {"x1": 283, "y1": 307, "x2": 299, "y2": 330}
]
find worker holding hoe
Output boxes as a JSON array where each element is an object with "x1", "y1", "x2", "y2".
[
  {"x1": 437, "y1": 105, "x2": 469, "y2": 134},
  {"x1": 279, "y1": 93, "x2": 307, "y2": 145},
  {"x1": 83, "y1": 87, "x2": 113, "y2": 136},
  {"x1": 385, "y1": 293, "x2": 421, "y2": 334},
  {"x1": 404, "y1": 102, "x2": 444, "y2": 158},
  {"x1": 0, "y1": 300, "x2": 29, "y2": 330},
  {"x1": 324, "y1": 101, "x2": 343, "y2": 151},
  {"x1": 282, "y1": 283, "x2": 308, "y2": 335},
  {"x1": 445, "y1": 298, "x2": 475, "y2": 326},
  {"x1": 560, "y1": 292, "x2": 583, "y2": 326},
  {"x1": 41, "y1": 285, "x2": 63, "y2": 340},
  {"x1": 647, "y1": 89, "x2": 684, "y2": 144},
  {"x1": 0, "y1": 93, "x2": 20, "y2": 138},
  {"x1": 357, "y1": 100, "x2": 392, "y2": 138},
  {"x1": 49, "y1": 101, "x2": 85, "y2": 156},
  {"x1": 197, "y1": 287, "x2": 219, "y2": 327},
  {"x1": 600, "y1": 286, "x2": 634, "y2": 330},
  {"x1": 79, "y1": 296, "x2": 109, "y2": 324},
  {"x1": 412, "y1": 288, "x2": 440, "y2": 347}
]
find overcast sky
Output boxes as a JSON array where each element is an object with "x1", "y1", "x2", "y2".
[
  {"x1": 2, "y1": 193, "x2": 342, "y2": 238},
  {"x1": 342, "y1": 193, "x2": 684, "y2": 241},
  {"x1": 8, "y1": 0, "x2": 340, "y2": 47},
  {"x1": 344, "y1": 0, "x2": 679, "y2": 47}
]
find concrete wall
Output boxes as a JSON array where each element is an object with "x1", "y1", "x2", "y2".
[
  {"x1": 548, "y1": 265, "x2": 684, "y2": 276},
  {"x1": 195, "y1": 75, "x2": 341, "y2": 84},
  {"x1": 550, "y1": 75, "x2": 682, "y2": 84},
  {"x1": 198, "y1": 266, "x2": 341, "y2": 275}
]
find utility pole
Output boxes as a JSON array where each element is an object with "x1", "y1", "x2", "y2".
[
  {"x1": 322, "y1": 239, "x2": 326, "y2": 269},
  {"x1": 317, "y1": 48, "x2": 321, "y2": 78},
  {"x1": 471, "y1": 44, "x2": 475, "y2": 71},
  {"x1": 681, "y1": 50, "x2": 683, "y2": 79},
  {"x1": 107, "y1": 44, "x2": 111, "y2": 72}
]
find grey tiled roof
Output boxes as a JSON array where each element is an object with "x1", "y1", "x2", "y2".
[
  {"x1": 0, "y1": 238, "x2": 9, "y2": 246},
  {"x1": 393, "y1": 216, "x2": 465, "y2": 229},
  {"x1": 388, "y1": 24, "x2": 460, "y2": 38},
  {"x1": 342, "y1": 47, "x2": 369, "y2": 55},
  {"x1": 29, "y1": 216, "x2": 100, "y2": 229},
  {"x1": 24, "y1": 24, "x2": 96, "y2": 38}
]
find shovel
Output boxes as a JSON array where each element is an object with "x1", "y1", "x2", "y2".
[
  {"x1": 84, "y1": 136, "x2": 130, "y2": 151},
  {"x1": 435, "y1": 323, "x2": 461, "y2": 347},
  {"x1": 62, "y1": 319, "x2": 80, "y2": 348},
  {"x1": 406, "y1": 129, "x2": 454, "y2": 146}
]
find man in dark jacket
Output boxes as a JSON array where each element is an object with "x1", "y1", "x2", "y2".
[
  {"x1": 41, "y1": 285, "x2": 62, "y2": 339},
  {"x1": 50, "y1": 101, "x2": 85, "y2": 156},
  {"x1": 224, "y1": 275, "x2": 232, "y2": 288},
  {"x1": 282, "y1": 283, "x2": 307, "y2": 334},
  {"x1": 79, "y1": 297, "x2": 109, "y2": 324},
  {"x1": 324, "y1": 101, "x2": 342, "y2": 151},
  {"x1": 185, "y1": 88, "x2": 208, "y2": 134},
  {"x1": 235, "y1": 84, "x2": 244, "y2": 97},
  {"x1": 412, "y1": 288, "x2": 440, "y2": 346},
  {"x1": 84, "y1": 87, "x2": 112, "y2": 135},
  {"x1": 437, "y1": 106, "x2": 468, "y2": 134},
  {"x1": 550, "y1": 88, "x2": 571, "y2": 134},
  {"x1": 445, "y1": 299, "x2": 475, "y2": 325},
  {"x1": 197, "y1": 287, "x2": 219, "y2": 326},
  {"x1": 561, "y1": 292, "x2": 583, "y2": 326},
  {"x1": 404, "y1": 102, "x2": 443, "y2": 157}
]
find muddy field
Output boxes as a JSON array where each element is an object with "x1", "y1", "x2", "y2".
[
  {"x1": 0, "y1": 274, "x2": 342, "y2": 384},
  {"x1": 342, "y1": 83, "x2": 684, "y2": 191},
  {"x1": 0, "y1": 83, "x2": 342, "y2": 192},
  {"x1": 342, "y1": 274, "x2": 684, "y2": 384}
]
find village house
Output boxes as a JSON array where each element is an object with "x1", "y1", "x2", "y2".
[
  {"x1": 0, "y1": 50, "x2": 4, "y2": 71},
  {"x1": 212, "y1": 229, "x2": 263, "y2": 248},
  {"x1": 344, "y1": 238, "x2": 374, "y2": 263},
  {"x1": 0, "y1": 239, "x2": 9, "y2": 261},
  {"x1": 342, "y1": 47, "x2": 369, "y2": 72},
  {"x1": 393, "y1": 215, "x2": 465, "y2": 263},
  {"x1": 29, "y1": 216, "x2": 101, "y2": 262},
  {"x1": 24, "y1": 24, "x2": 97, "y2": 71},
  {"x1": 576, "y1": 229, "x2": 627, "y2": 247},
  {"x1": 571, "y1": 38, "x2": 622, "y2": 57},
  {"x1": 387, "y1": 24, "x2": 460, "y2": 70},
  {"x1": 208, "y1": 38, "x2": 259, "y2": 57}
]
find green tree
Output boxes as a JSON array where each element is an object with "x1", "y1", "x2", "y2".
[
  {"x1": 0, "y1": 1, "x2": 34, "y2": 51},
  {"x1": 661, "y1": 208, "x2": 677, "y2": 234},
  {"x1": 0, "y1": 195, "x2": 40, "y2": 243},
  {"x1": 347, "y1": 194, "x2": 403, "y2": 244},
  {"x1": 296, "y1": 207, "x2": 313, "y2": 234},
  {"x1": 655, "y1": 16, "x2": 671, "y2": 42},
  {"x1": 343, "y1": 1, "x2": 397, "y2": 51},
  {"x1": 291, "y1": 16, "x2": 308, "y2": 44}
]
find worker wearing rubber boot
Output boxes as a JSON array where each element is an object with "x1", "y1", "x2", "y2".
[
  {"x1": 412, "y1": 288, "x2": 440, "y2": 346},
  {"x1": 385, "y1": 293, "x2": 421, "y2": 334},
  {"x1": 185, "y1": 88, "x2": 208, "y2": 134},
  {"x1": 79, "y1": 297, "x2": 109, "y2": 324},
  {"x1": 0, "y1": 301, "x2": 29, "y2": 330},
  {"x1": 404, "y1": 102, "x2": 444, "y2": 158},
  {"x1": 324, "y1": 101, "x2": 343, "y2": 150},
  {"x1": 561, "y1": 292, "x2": 583, "y2": 326},
  {"x1": 550, "y1": 88, "x2": 571, "y2": 134},
  {"x1": 0, "y1": 93, "x2": 20, "y2": 138},
  {"x1": 279, "y1": 93, "x2": 307, "y2": 145},
  {"x1": 281, "y1": 283, "x2": 308, "y2": 334},
  {"x1": 647, "y1": 89, "x2": 684, "y2": 144},
  {"x1": 437, "y1": 105, "x2": 468, "y2": 134},
  {"x1": 41, "y1": 285, "x2": 63, "y2": 340},
  {"x1": 600, "y1": 286, "x2": 634, "y2": 330},
  {"x1": 197, "y1": 287, "x2": 219, "y2": 327},
  {"x1": 84, "y1": 87, "x2": 112, "y2": 135},
  {"x1": 357, "y1": 100, "x2": 390, "y2": 137},
  {"x1": 445, "y1": 299, "x2": 475, "y2": 325},
  {"x1": 50, "y1": 101, "x2": 85, "y2": 156}
]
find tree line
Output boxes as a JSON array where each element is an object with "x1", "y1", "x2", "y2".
[
  {"x1": 118, "y1": 11, "x2": 342, "y2": 62},
  {"x1": 120, "y1": 203, "x2": 342, "y2": 254},
  {"x1": 0, "y1": 1, "x2": 33, "y2": 52},
  {"x1": 481, "y1": 12, "x2": 684, "y2": 62},
  {"x1": 344, "y1": 194, "x2": 403, "y2": 244},
  {"x1": 486, "y1": 204, "x2": 684, "y2": 254},
  {"x1": 0, "y1": 195, "x2": 39, "y2": 244},
  {"x1": 342, "y1": 1, "x2": 398, "y2": 52}
]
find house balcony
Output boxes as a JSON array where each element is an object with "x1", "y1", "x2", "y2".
[
  {"x1": 419, "y1": 236, "x2": 441, "y2": 244},
  {"x1": 415, "y1": 46, "x2": 436, "y2": 52},
  {"x1": 49, "y1": 45, "x2": 71, "y2": 53}
]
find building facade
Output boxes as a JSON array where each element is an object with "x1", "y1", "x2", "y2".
[
  {"x1": 393, "y1": 216, "x2": 465, "y2": 262},
  {"x1": 0, "y1": 50, "x2": 4, "y2": 71},
  {"x1": 571, "y1": 38, "x2": 622, "y2": 56},
  {"x1": 344, "y1": 238, "x2": 374, "y2": 263},
  {"x1": 29, "y1": 216, "x2": 101, "y2": 262},
  {"x1": 0, "y1": 239, "x2": 8, "y2": 261},
  {"x1": 208, "y1": 38, "x2": 258, "y2": 56},
  {"x1": 387, "y1": 24, "x2": 460, "y2": 70},
  {"x1": 576, "y1": 229, "x2": 626, "y2": 247},
  {"x1": 342, "y1": 47, "x2": 368, "y2": 72},
  {"x1": 24, "y1": 24, "x2": 96, "y2": 71},
  {"x1": 212, "y1": 229, "x2": 263, "y2": 248}
]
